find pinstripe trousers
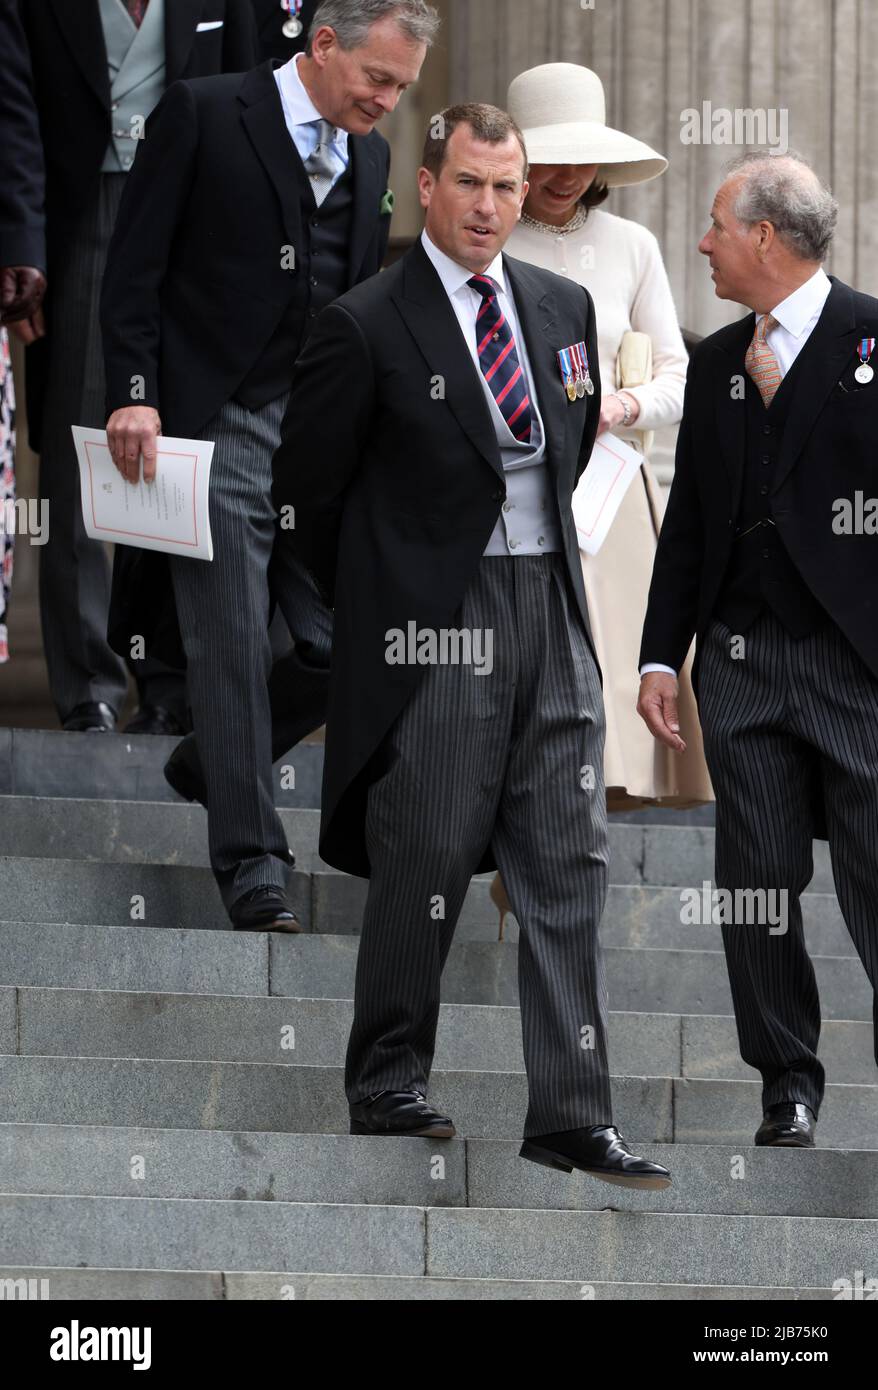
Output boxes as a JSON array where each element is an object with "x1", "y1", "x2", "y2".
[
  {"x1": 169, "y1": 394, "x2": 332, "y2": 906},
  {"x1": 345, "y1": 554, "x2": 613, "y2": 1138},
  {"x1": 698, "y1": 611, "x2": 878, "y2": 1115},
  {"x1": 38, "y1": 173, "x2": 184, "y2": 721}
]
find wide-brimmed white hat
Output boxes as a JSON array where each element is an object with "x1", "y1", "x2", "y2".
[{"x1": 508, "y1": 63, "x2": 668, "y2": 188}]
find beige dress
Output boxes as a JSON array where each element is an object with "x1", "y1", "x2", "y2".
[{"x1": 507, "y1": 206, "x2": 713, "y2": 809}]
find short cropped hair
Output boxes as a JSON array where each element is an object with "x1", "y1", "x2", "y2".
[{"x1": 422, "y1": 103, "x2": 528, "y2": 181}]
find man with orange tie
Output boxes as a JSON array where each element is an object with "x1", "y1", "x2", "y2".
[{"x1": 638, "y1": 152, "x2": 878, "y2": 1151}]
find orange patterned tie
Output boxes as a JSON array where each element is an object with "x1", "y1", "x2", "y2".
[{"x1": 745, "y1": 312, "x2": 782, "y2": 407}]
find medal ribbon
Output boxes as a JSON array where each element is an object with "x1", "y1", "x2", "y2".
[{"x1": 557, "y1": 348, "x2": 574, "y2": 386}]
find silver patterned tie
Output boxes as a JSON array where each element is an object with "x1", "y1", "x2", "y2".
[{"x1": 304, "y1": 118, "x2": 337, "y2": 207}]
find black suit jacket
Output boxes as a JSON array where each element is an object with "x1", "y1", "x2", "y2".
[
  {"x1": 19, "y1": 0, "x2": 259, "y2": 449},
  {"x1": 640, "y1": 277, "x2": 878, "y2": 685},
  {"x1": 0, "y1": 0, "x2": 45, "y2": 271},
  {"x1": 251, "y1": 0, "x2": 319, "y2": 61},
  {"x1": 105, "y1": 59, "x2": 391, "y2": 669},
  {"x1": 272, "y1": 238, "x2": 602, "y2": 878},
  {"x1": 101, "y1": 60, "x2": 391, "y2": 438}
]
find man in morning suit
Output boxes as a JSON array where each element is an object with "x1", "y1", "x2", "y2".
[
  {"x1": 12, "y1": 0, "x2": 258, "y2": 735},
  {"x1": 101, "y1": 0, "x2": 436, "y2": 931},
  {"x1": 272, "y1": 104, "x2": 672, "y2": 1189},
  {"x1": 638, "y1": 152, "x2": 878, "y2": 1148}
]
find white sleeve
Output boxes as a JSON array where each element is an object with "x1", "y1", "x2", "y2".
[{"x1": 620, "y1": 229, "x2": 689, "y2": 433}]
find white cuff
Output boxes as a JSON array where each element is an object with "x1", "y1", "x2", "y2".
[{"x1": 640, "y1": 663, "x2": 678, "y2": 678}]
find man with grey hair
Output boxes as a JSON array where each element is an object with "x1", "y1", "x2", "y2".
[
  {"x1": 101, "y1": 0, "x2": 437, "y2": 930},
  {"x1": 638, "y1": 151, "x2": 878, "y2": 1148}
]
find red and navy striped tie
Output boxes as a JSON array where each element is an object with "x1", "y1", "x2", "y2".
[{"x1": 468, "y1": 275, "x2": 533, "y2": 443}]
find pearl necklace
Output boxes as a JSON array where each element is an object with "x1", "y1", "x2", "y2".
[{"x1": 519, "y1": 204, "x2": 590, "y2": 236}]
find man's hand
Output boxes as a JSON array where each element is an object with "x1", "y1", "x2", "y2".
[
  {"x1": 0, "y1": 266, "x2": 47, "y2": 325},
  {"x1": 7, "y1": 304, "x2": 45, "y2": 345},
  {"x1": 637, "y1": 671, "x2": 687, "y2": 753},
  {"x1": 106, "y1": 406, "x2": 162, "y2": 484}
]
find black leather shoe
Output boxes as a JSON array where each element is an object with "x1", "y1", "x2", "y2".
[
  {"x1": 754, "y1": 1103, "x2": 816, "y2": 1147},
  {"x1": 124, "y1": 704, "x2": 187, "y2": 737},
  {"x1": 350, "y1": 1090, "x2": 456, "y2": 1138},
  {"x1": 230, "y1": 887, "x2": 302, "y2": 933},
  {"x1": 62, "y1": 701, "x2": 116, "y2": 733},
  {"x1": 520, "y1": 1125, "x2": 672, "y2": 1190},
  {"x1": 164, "y1": 738, "x2": 208, "y2": 807}
]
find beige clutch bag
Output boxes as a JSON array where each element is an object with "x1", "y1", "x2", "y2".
[{"x1": 616, "y1": 330, "x2": 654, "y2": 457}]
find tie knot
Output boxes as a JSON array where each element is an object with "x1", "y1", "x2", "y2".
[
  {"x1": 757, "y1": 312, "x2": 778, "y2": 341},
  {"x1": 467, "y1": 274, "x2": 497, "y2": 300},
  {"x1": 312, "y1": 117, "x2": 336, "y2": 148}
]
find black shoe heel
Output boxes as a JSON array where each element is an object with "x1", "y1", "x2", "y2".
[{"x1": 520, "y1": 1141, "x2": 573, "y2": 1173}]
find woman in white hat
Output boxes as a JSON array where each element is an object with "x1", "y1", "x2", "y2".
[{"x1": 491, "y1": 63, "x2": 712, "y2": 934}]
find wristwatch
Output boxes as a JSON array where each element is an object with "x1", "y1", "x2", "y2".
[{"x1": 615, "y1": 392, "x2": 635, "y2": 428}]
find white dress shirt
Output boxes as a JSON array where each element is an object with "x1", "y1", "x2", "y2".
[
  {"x1": 274, "y1": 52, "x2": 349, "y2": 190},
  {"x1": 641, "y1": 266, "x2": 833, "y2": 678},
  {"x1": 420, "y1": 229, "x2": 563, "y2": 556}
]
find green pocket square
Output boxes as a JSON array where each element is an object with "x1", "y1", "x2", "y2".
[{"x1": 380, "y1": 189, "x2": 395, "y2": 215}]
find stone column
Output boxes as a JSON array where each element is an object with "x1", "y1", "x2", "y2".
[{"x1": 446, "y1": 0, "x2": 878, "y2": 334}]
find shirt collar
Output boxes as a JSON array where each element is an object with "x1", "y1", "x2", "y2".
[
  {"x1": 768, "y1": 266, "x2": 832, "y2": 339},
  {"x1": 421, "y1": 229, "x2": 507, "y2": 300},
  {"x1": 276, "y1": 54, "x2": 349, "y2": 154}
]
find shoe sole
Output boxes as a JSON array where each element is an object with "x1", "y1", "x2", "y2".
[
  {"x1": 233, "y1": 918, "x2": 303, "y2": 934},
  {"x1": 755, "y1": 1135, "x2": 815, "y2": 1148},
  {"x1": 520, "y1": 1140, "x2": 672, "y2": 1190},
  {"x1": 350, "y1": 1121, "x2": 457, "y2": 1138}
]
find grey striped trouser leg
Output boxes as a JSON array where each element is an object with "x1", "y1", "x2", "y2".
[
  {"x1": 698, "y1": 611, "x2": 878, "y2": 1115},
  {"x1": 38, "y1": 172, "x2": 186, "y2": 721},
  {"x1": 345, "y1": 554, "x2": 613, "y2": 1138},
  {"x1": 38, "y1": 174, "x2": 129, "y2": 719},
  {"x1": 168, "y1": 393, "x2": 332, "y2": 908}
]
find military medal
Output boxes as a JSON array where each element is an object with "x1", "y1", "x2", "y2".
[
  {"x1": 557, "y1": 347, "x2": 578, "y2": 402},
  {"x1": 573, "y1": 340, "x2": 596, "y2": 395},
  {"x1": 281, "y1": 0, "x2": 304, "y2": 37},
  {"x1": 855, "y1": 337, "x2": 875, "y2": 384}
]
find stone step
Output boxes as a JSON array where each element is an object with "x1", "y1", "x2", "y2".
[
  {"x1": 0, "y1": 795, "x2": 837, "y2": 895},
  {"x1": 5, "y1": 985, "x2": 874, "y2": 1085},
  {"x1": 0, "y1": 849, "x2": 850, "y2": 954},
  {"x1": 0, "y1": 1194, "x2": 872, "y2": 1285},
  {"x1": 0, "y1": 921, "x2": 268, "y2": 997},
  {"x1": 0, "y1": 730, "x2": 324, "y2": 807},
  {"x1": 1, "y1": 731, "x2": 720, "y2": 836},
  {"x1": 9, "y1": 985, "x2": 673, "y2": 1077},
  {"x1": 0, "y1": 1266, "x2": 839, "y2": 1300},
  {"x1": 0, "y1": 1055, "x2": 874, "y2": 1146},
  {"x1": 423, "y1": 1208, "x2": 877, "y2": 1288},
  {"x1": 0, "y1": 920, "x2": 870, "y2": 1024},
  {"x1": 265, "y1": 934, "x2": 874, "y2": 1020},
  {"x1": 2, "y1": 1123, "x2": 877, "y2": 1218}
]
